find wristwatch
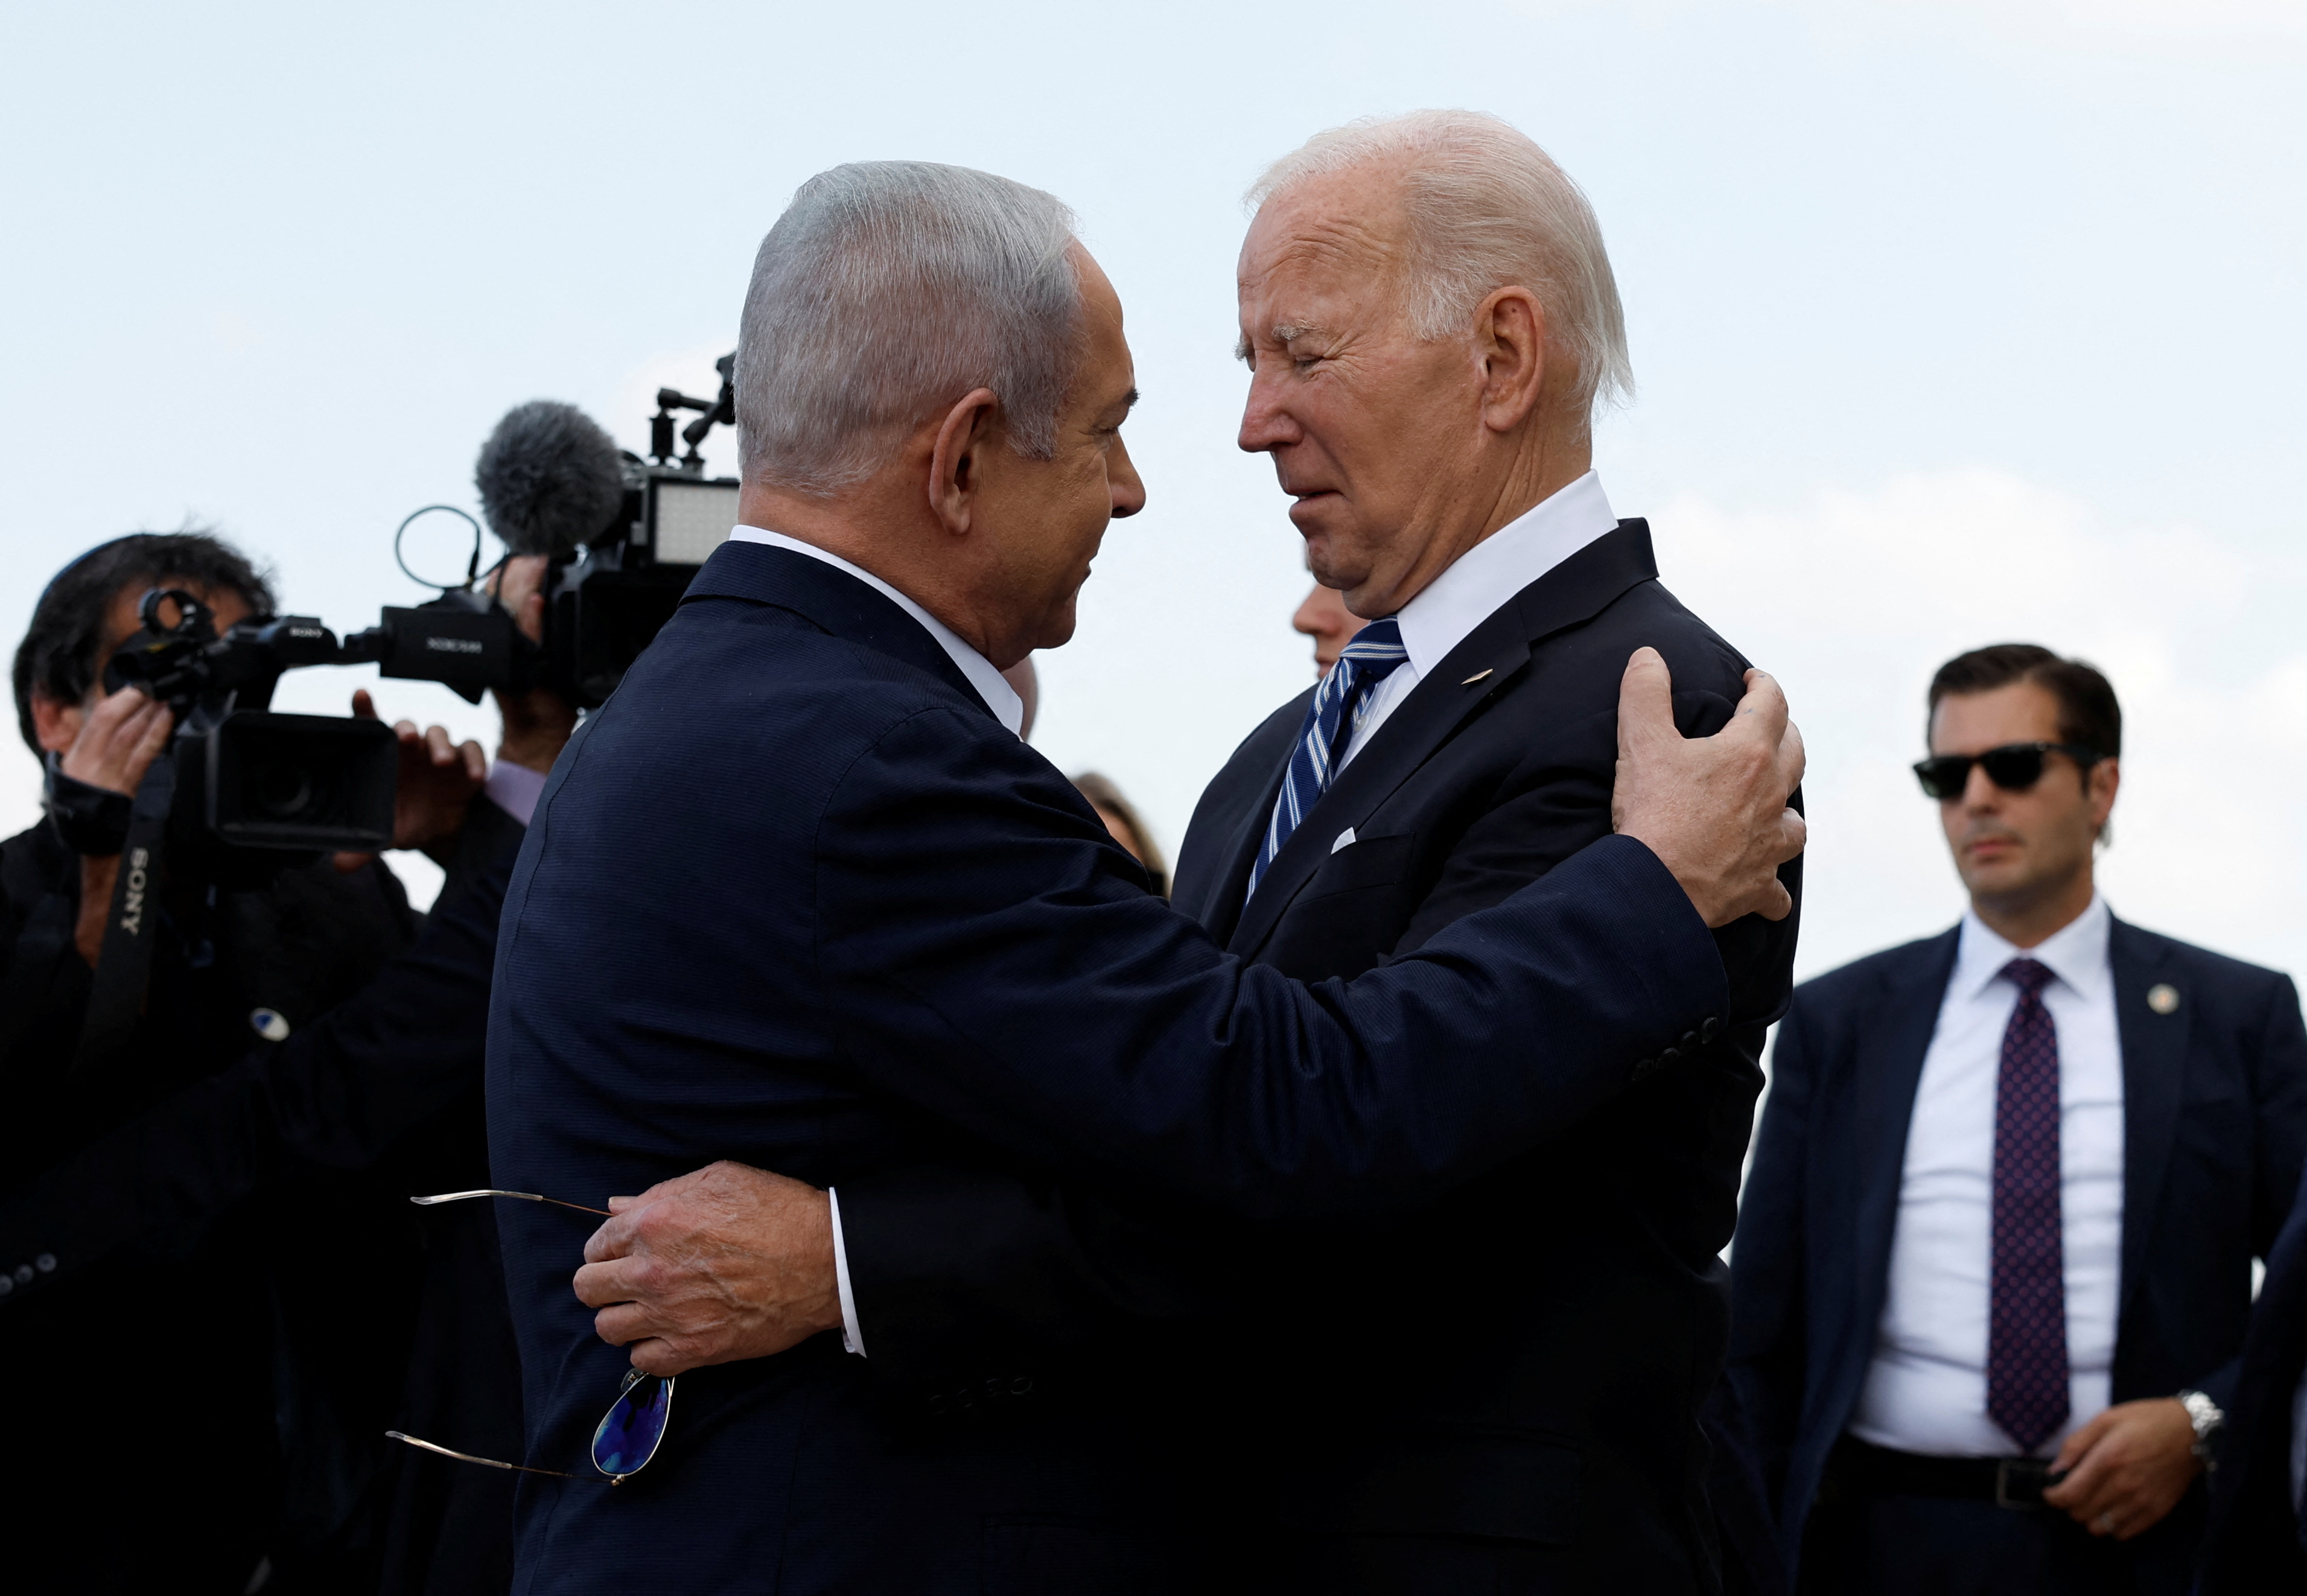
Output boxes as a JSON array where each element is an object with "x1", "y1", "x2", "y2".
[{"x1": 2177, "y1": 1388, "x2": 2225, "y2": 1467}]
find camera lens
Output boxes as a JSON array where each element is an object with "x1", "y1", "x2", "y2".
[{"x1": 250, "y1": 758, "x2": 314, "y2": 820}]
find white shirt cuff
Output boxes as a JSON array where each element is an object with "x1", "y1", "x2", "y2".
[
  {"x1": 827, "y1": 1186, "x2": 865, "y2": 1357},
  {"x1": 482, "y1": 760, "x2": 548, "y2": 827}
]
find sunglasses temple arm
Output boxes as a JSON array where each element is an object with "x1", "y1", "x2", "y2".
[
  {"x1": 387, "y1": 1431, "x2": 580, "y2": 1480},
  {"x1": 408, "y1": 1189, "x2": 613, "y2": 1217}
]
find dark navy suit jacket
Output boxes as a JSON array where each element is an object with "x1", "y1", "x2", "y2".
[
  {"x1": 1728, "y1": 920, "x2": 2307, "y2": 1589},
  {"x1": 484, "y1": 541, "x2": 1732, "y2": 1595},
  {"x1": 836, "y1": 523, "x2": 1800, "y2": 1592},
  {"x1": 2198, "y1": 1165, "x2": 2307, "y2": 1591}
]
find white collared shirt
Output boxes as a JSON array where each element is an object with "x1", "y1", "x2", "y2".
[
  {"x1": 727, "y1": 524, "x2": 1024, "y2": 1357},
  {"x1": 726, "y1": 526, "x2": 1024, "y2": 736},
  {"x1": 1338, "y1": 470, "x2": 1619, "y2": 768},
  {"x1": 1849, "y1": 895, "x2": 2127, "y2": 1458}
]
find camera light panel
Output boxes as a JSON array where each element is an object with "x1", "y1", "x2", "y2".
[{"x1": 650, "y1": 478, "x2": 742, "y2": 567}]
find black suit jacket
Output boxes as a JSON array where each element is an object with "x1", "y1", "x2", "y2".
[
  {"x1": 1728, "y1": 920, "x2": 2307, "y2": 1591},
  {"x1": 2198, "y1": 1165, "x2": 2307, "y2": 1591},
  {"x1": 841, "y1": 523, "x2": 1800, "y2": 1591},
  {"x1": 485, "y1": 539, "x2": 1734, "y2": 1595}
]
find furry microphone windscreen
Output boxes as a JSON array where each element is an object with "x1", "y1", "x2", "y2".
[{"x1": 474, "y1": 400, "x2": 628, "y2": 557}]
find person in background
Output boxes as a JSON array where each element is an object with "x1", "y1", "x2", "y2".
[
  {"x1": 1071, "y1": 771, "x2": 1166, "y2": 898},
  {"x1": 0, "y1": 529, "x2": 571, "y2": 1595},
  {"x1": 1729, "y1": 643, "x2": 2307, "y2": 1595},
  {"x1": 2194, "y1": 1164, "x2": 2307, "y2": 1589},
  {"x1": 1291, "y1": 578, "x2": 1365, "y2": 678}
]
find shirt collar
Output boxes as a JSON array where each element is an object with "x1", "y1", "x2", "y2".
[
  {"x1": 727, "y1": 526, "x2": 1025, "y2": 736},
  {"x1": 1392, "y1": 470, "x2": 1619, "y2": 678},
  {"x1": 1952, "y1": 891, "x2": 2113, "y2": 1004}
]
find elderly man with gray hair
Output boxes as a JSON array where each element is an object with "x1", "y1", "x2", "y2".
[{"x1": 490, "y1": 125, "x2": 1803, "y2": 1595}]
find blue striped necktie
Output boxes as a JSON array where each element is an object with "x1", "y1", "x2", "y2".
[{"x1": 1247, "y1": 617, "x2": 1408, "y2": 902}]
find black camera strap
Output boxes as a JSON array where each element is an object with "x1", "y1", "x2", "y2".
[{"x1": 71, "y1": 750, "x2": 176, "y2": 1073}]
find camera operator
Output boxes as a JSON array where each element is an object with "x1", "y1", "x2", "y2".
[{"x1": 0, "y1": 529, "x2": 572, "y2": 1595}]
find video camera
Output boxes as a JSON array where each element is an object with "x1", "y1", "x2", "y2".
[
  {"x1": 92, "y1": 355, "x2": 743, "y2": 865},
  {"x1": 366, "y1": 354, "x2": 744, "y2": 710}
]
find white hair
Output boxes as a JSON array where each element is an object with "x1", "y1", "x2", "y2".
[
  {"x1": 736, "y1": 161, "x2": 1084, "y2": 495},
  {"x1": 1247, "y1": 111, "x2": 1633, "y2": 415}
]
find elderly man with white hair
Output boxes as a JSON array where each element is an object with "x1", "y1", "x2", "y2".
[{"x1": 498, "y1": 124, "x2": 1804, "y2": 1595}]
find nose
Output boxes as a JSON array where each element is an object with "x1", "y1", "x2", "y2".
[
  {"x1": 1291, "y1": 587, "x2": 1325, "y2": 638},
  {"x1": 1962, "y1": 760, "x2": 2002, "y2": 810},
  {"x1": 1237, "y1": 364, "x2": 1300, "y2": 456},
  {"x1": 1108, "y1": 431, "x2": 1146, "y2": 520}
]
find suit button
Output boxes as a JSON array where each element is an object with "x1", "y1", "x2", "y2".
[
  {"x1": 1631, "y1": 1057, "x2": 1657, "y2": 1082},
  {"x1": 926, "y1": 1393, "x2": 947, "y2": 1416},
  {"x1": 10, "y1": 1266, "x2": 29, "y2": 1285},
  {"x1": 1011, "y1": 1375, "x2": 1034, "y2": 1397},
  {"x1": 1660, "y1": 1047, "x2": 1684, "y2": 1066},
  {"x1": 1680, "y1": 1031, "x2": 1701, "y2": 1049},
  {"x1": 34, "y1": 1255, "x2": 54, "y2": 1273},
  {"x1": 1702, "y1": 1016, "x2": 1725, "y2": 1043}
]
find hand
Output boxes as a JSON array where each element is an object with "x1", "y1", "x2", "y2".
[
  {"x1": 574, "y1": 1160, "x2": 844, "y2": 1376},
  {"x1": 487, "y1": 554, "x2": 576, "y2": 775},
  {"x1": 331, "y1": 690, "x2": 486, "y2": 871},
  {"x1": 60, "y1": 684, "x2": 173, "y2": 796},
  {"x1": 1612, "y1": 649, "x2": 1806, "y2": 927},
  {"x1": 2042, "y1": 1397, "x2": 2201, "y2": 1539}
]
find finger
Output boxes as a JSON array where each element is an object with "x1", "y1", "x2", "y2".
[
  {"x1": 1729, "y1": 668, "x2": 1790, "y2": 747},
  {"x1": 574, "y1": 1255, "x2": 650, "y2": 1309},
  {"x1": 424, "y1": 724, "x2": 456, "y2": 765},
  {"x1": 591, "y1": 1300, "x2": 672, "y2": 1348},
  {"x1": 351, "y1": 688, "x2": 378, "y2": 720},
  {"x1": 1747, "y1": 877, "x2": 1795, "y2": 924},
  {"x1": 333, "y1": 850, "x2": 377, "y2": 874},
  {"x1": 1616, "y1": 647, "x2": 1676, "y2": 757},
  {"x1": 520, "y1": 590, "x2": 546, "y2": 645},
  {"x1": 1778, "y1": 717, "x2": 1806, "y2": 793},
  {"x1": 459, "y1": 738, "x2": 487, "y2": 783},
  {"x1": 1775, "y1": 808, "x2": 1808, "y2": 864},
  {"x1": 626, "y1": 1336, "x2": 699, "y2": 1378},
  {"x1": 2051, "y1": 1412, "x2": 2118, "y2": 1476},
  {"x1": 394, "y1": 718, "x2": 421, "y2": 745},
  {"x1": 583, "y1": 1212, "x2": 640, "y2": 1267},
  {"x1": 130, "y1": 699, "x2": 176, "y2": 760},
  {"x1": 606, "y1": 1195, "x2": 638, "y2": 1214}
]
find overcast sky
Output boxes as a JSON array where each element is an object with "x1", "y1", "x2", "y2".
[{"x1": 4, "y1": 0, "x2": 2303, "y2": 984}]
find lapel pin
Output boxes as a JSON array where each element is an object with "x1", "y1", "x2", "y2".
[
  {"x1": 1460, "y1": 668, "x2": 1493, "y2": 685},
  {"x1": 2146, "y1": 983, "x2": 2180, "y2": 1015}
]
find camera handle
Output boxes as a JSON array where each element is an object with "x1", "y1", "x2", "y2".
[{"x1": 71, "y1": 751, "x2": 179, "y2": 1074}]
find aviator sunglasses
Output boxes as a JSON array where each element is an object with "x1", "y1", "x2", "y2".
[
  {"x1": 1912, "y1": 740, "x2": 2102, "y2": 801},
  {"x1": 386, "y1": 1189, "x2": 674, "y2": 1486}
]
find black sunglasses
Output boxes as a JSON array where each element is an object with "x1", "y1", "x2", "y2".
[
  {"x1": 1913, "y1": 741, "x2": 2102, "y2": 800},
  {"x1": 386, "y1": 1189, "x2": 675, "y2": 1486}
]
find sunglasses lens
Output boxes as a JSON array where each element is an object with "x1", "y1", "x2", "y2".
[
  {"x1": 1979, "y1": 748, "x2": 2047, "y2": 791},
  {"x1": 1915, "y1": 757, "x2": 1968, "y2": 799},
  {"x1": 592, "y1": 1373, "x2": 673, "y2": 1478}
]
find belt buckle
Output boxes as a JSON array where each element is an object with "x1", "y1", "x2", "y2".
[{"x1": 1994, "y1": 1457, "x2": 2049, "y2": 1510}]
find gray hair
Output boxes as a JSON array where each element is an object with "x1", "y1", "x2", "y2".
[
  {"x1": 736, "y1": 161, "x2": 1085, "y2": 495},
  {"x1": 1247, "y1": 111, "x2": 1633, "y2": 415}
]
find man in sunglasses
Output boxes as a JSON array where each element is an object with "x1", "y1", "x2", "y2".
[{"x1": 1728, "y1": 643, "x2": 2307, "y2": 1595}]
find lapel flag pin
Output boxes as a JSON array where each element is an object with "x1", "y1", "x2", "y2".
[{"x1": 2146, "y1": 984, "x2": 2180, "y2": 1015}]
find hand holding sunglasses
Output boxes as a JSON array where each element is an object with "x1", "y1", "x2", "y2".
[
  {"x1": 387, "y1": 1189, "x2": 676, "y2": 1486},
  {"x1": 1913, "y1": 741, "x2": 2103, "y2": 800}
]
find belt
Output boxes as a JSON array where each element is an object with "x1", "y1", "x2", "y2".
[{"x1": 1831, "y1": 1437, "x2": 2069, "y2": 1510}]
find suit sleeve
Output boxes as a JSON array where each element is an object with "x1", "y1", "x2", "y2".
[
  {"x1": 814, "y1": 705, "x2": 1730, "y2": 1218},
  {"x1": 0, "y1": 804, "x2": 525, "y2": 1308},
  {"x1": 1727, "y1": 997, "x2": 1819, "y2": 1512},
  {"x1": 2195, "y1": 973, "x2": 2307, "y2": 1410}
]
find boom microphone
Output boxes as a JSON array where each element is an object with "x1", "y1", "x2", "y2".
[{"x1": 473, "y1": 400, "x2": 629, "y2": 557}]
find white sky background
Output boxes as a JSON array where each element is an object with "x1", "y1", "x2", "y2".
[{"x1": 2, "y1": 0, "x2": 2303, "y2": 987}]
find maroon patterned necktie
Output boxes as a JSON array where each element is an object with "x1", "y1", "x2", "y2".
[{"x1": 1987, "y1": 956, "x2": 2070, "y2": 1453}]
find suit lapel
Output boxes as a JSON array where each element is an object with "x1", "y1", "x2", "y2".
[
  {"x1": 1226, "y1": 521, "x2": 1660, "y2": 959},
  {"x1": 1181, "y1": 695, "x2": 1308, "y2": 945},
  {"x1": 2110, "y1": 920, "x2": 2188, "y2": 1322},
  {"x1": 1849, "y1": 930, "x2": 1960, "y2": 1345}
]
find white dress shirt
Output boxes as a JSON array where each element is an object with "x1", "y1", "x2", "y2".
[
  {"x1": 728, "y1": 524, "x2": 1025, "y2": 1356},
  {"x1": 1339, "y1": 470, "x2": 1619, "y2": 769},
  {"x1": 1848, "y1": 895, "x2": 2127, "y2": 1458}
]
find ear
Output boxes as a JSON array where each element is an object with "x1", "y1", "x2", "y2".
[
  {"x1": 31, "y1": 688, "x2": 82, "y2": 755},
  {"x1": 2088, "y1": 755, "x2": 2120, "y2": 832},
  {"x1": 928, "y1": 387, "x2": 1004, "y2": 536},
  {"x1": 1475, "y1": 286, "x2": 1548, "y2": 434}
]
